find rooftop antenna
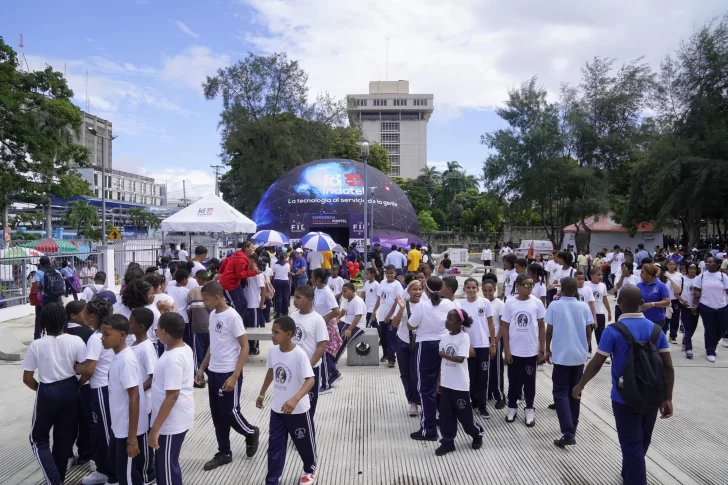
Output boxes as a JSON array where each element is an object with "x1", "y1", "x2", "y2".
[{"x1": 18, "y1": 34, "x2": 29, "y2": 72}]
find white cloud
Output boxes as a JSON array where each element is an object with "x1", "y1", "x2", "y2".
[
  {"x1": 24, "y1": 54, "x2": 190, "y2": 117},
  {"x1": 175, "y1": 20, "x2": 200, "y2": 38},
  {"x1": 239, "y1": 0, "x2": 725, "y2": 112},
  {"x1": 143, "y1": 169, "x2": 218, "y2": 201},
  {"x1": 161, "y1": 46, "x2": 230, "y2": 91}
]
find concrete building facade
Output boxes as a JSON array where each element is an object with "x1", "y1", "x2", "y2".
[
  {"x1": 347, "y1": 81, "x2": 433, "y2": 179},
  {"x1": 76, "y1": 112, "x2": 113, "y2": 170},
  {"x1": 76, "y1": 167, "x2": 166, "y2": 207}
]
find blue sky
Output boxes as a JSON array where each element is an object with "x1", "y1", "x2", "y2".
[{"x1": 2, "y1": 0, "x2": 724, "y2": 201}]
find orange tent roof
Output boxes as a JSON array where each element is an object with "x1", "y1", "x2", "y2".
[{"x1": 563, "y1": 212, "x2": 655, "y2": 234}]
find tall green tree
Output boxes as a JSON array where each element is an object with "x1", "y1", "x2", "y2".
[
  {"x1": 205, "y1": 52, "x2": 350, "y2": 215},
  {"x1": 330, "y1": 126, "x2": 390, "y2": 173},
  {"x1": 64, "y1": 200, "x2": 99, "y2": 237},
  {"x1": 418, "y1": 210, "x2": 438, "y2": 233},
  {"x1": 623, "y1": 16, "x2": 728, "y2": 247},
  {"x1": 0, "y1": 36, "x2": 91, "y2": 235}
]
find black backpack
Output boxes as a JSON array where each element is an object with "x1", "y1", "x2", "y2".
[
  {"x1": 43, "y1": 268, "x2": 66, "y2": 299},
  {"x1": 610, "y1": 321, "x2": 667, "y2": 411}
]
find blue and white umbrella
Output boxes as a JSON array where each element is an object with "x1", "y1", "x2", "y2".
[
  {"x1": 252, "y1": 230, "x2": 289, "y2": 247},
  {"x1": 299, "y1": 231, "x2": 336, "y2": 251}
]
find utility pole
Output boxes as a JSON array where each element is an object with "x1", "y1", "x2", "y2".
[
  {"x1": 210, "y1": 164, "x2": 224, "y2": 196},
  {"x1": 183, "y1": 180, "x2": 187, "y2": 207}
]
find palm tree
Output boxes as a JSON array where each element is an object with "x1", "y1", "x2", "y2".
[
  {"x1": 127, "y1": 207, "x2": 146, "y2": 229},
  {"x1": 419, "y1": 166, "x2": 442, "y2": 186},
  {"x1": 64, "y1": 200, "x2": 99, "y2": 237}
]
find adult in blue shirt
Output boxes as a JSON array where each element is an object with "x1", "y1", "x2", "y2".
[
  {"x1": 60, "y1": 261, "x2": 79, "y2": 301},
  {"x1": 633, "y1": 244, "x2": 650, "y2": 268},
  {"x1": 291, "y1": 248, "x2": 308, "y2": 288},
  {"x1": 636, "y1": 263, "x2": 671, "y2": 334},
  {"x1": 572, "y1": 285, "x2": 674, "y2": 485},
  {"x1": 667, "y1": 247, "x2": 683, "y2": 265},
  {"x1": 544, "y1": 277, "x2": 593, "y2": 447}
]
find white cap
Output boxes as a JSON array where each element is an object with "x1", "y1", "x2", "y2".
[{"x1": 295, "y1": 248, "x2": 303, "y2": 253}]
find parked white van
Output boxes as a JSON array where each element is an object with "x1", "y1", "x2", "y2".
[{"x1": 514, "y1": 240, "x2": 554, "y2": 259}]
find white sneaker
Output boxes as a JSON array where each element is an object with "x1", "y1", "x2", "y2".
[
  {"x1": 506, "y1": 408, "x2": 517, "y2": 423},
  {"x1": 605, "y1": 357, "x2": 612, "y2": 365},
  {"x1": 524, "y1": 408, "x2": 535, "y2": 427},
  {"x1": 722, "y1": 338, "x2": 728, "y2": 348},
  {"x1": 300, "y1": 471, "x2": 316, "y2": 484},
  {"x1": 67, "y1": 454, "x2": 78, "y2": 470},
  {"x1": 82, "y1": 472, "x2": 108, "y2": 485},
  {"x1": 89, "y1": 460, "x2": 96, "y2": 472},
  {"x1": 707, "y1": 355, "x2": 716, "y2": 363},
  {"x1": 408, "y1": 403, "x2": 418, "y2": 417}
]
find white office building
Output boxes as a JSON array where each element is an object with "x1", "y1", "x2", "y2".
[
  {"x1": 347, "y1": 80, "x2": 433, "y2": 178},
  {"x1": 75, "y1": 167, "x2": 166, "y2": 207}
]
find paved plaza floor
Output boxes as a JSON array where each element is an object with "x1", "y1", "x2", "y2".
[{"x1": 1, "y1": 296, "x2": 725, "y2": 485}]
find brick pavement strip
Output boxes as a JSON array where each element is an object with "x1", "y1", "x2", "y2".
[{"x1": 1, "y1": 308, "x2": 724, "y2": 484}]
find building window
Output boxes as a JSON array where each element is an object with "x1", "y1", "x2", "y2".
[
  {"x1": 94, "y1": 174, "x2": 98, "y2": 187},
  {"x1": 116, "y1": 192, "x2": 120, "y2": 200},
  {"x1": 373, "y1": 99, "x2": 387, "y2": 107},
  {"x1": 382, "y1": 143, "x2": 399, "y2": 154},
  {"x1": 381, "y1": 122, "x2": 400, "y2": 132},
  {"x1": 121, "y1": 194, "x2": 125, "y2": 202},
  {"x1": 414, "y1": 98, "x2": 428, "y2": 106},
  {"x1": 381, "y1": 133, "x2": 400, "y2": 143},
  {"x1": 393, "y1": 99, "x2": 407, "y2": 106},
  {"x1": 390, "y1": 165, "x2": 400, "y2": 176},
  {"x1": 355, "y1": 99, "x2": 367, "y2": 107},
  {"x1": 389, "y1": 154, "x2": 400, "y2": 166}
]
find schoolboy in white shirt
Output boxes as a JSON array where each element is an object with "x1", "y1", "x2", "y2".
[
  {"x1": 361, "y1": 268, "x2": 380, "y2": 327},
  {"x1": 256, "y1": 316, "x2": 317, "y2": 485},
  {"x1": 334, "y1": 283, "x2": 368, "y2": 363},
  {"x1": 290, "y1": 284, "x2": 328, "y2": 415},
  {"x1": 372, "y1": 266, "x2": 403, "y2": 367},
  {"x1": 149, "y1": 313, "x2": 195, "y2": 485},
  {"x1": 195, "y1": 281, "x2": 259, "y2": 471},
  {"x1": 244, "y1": 258, "x2": 267, "y2": 355},
  {"x1": 130, "y1": 308, "x2": 158, "y2": 483},
  {"x1": 102, "y1": 314, "x2": 150, "y2": 485}
]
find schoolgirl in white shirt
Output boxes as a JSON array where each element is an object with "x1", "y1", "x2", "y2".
[
  {"x1": 459, "y1": 278, "x2": 496, "y2": 418},
  {"x1": 311, "y1": 269, "x2": 342, "y2": 393},
  {"x1": 149, "y1": 313, "x2": 195, "y2": 485},
  {"x1": 693, "y1": 257, "x2": 728, "y2": 362},
  {"x1": 392, "y1": 279, "x2": 423, "y2": 417},
  {"x1": 501, "y1": 273, "x2": 546, "y2": 427},
  {"x1": 23, "y1": 303, "x2": 87, "y2": 484},
  {"x1": 663, "y1": 259, "x2": 684, "y2": 344},
  {"x1": 585, "y1": 267, "x2": 611, "y2": 347},
  {"x1": 407, "y1": 277, "x2": 456, "y2": 441},
  {"x1": 615, "y1": 262, "x2": 641, "y2": 320},
  {"x1": 501, "y1": 254, "x2": 517, "y2": 300},
  {"x1": 547, "y1": 251, "x2": 575, "y2": 302},
  {"x1": 678, "y1": 263, "x2": 700, "y2": 359},
  {"x1": 527, "y1": 263, "x2": 547, "y2": 306},
  {"x1": 435, "y1": 308, "x2": 485, "y2": 456}
]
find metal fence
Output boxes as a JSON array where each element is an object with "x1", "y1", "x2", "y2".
[
  {"x1": 111, "y1": 240, "x2": 162, "y2": 286},
  {"x1": 0, "y1": 250, "x2": 99, "y2": 308}
]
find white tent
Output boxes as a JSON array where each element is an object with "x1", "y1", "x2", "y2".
[{"x1": 161, "y1": 194, "x2": 257, "y2": 233}]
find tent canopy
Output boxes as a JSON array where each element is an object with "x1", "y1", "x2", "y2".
[{"x1": 161, "y1": 194, "x2": 256, "y2": 233}]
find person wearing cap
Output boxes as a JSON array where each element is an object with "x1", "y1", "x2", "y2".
[
  {"x1": 604, "y1": 246, "x2": 624, "y2": 290},
  {"x1": 292, "y1": 248, "x2": 308, "y2": 288}
]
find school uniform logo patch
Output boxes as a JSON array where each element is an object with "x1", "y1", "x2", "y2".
[
  {"x1": 478, "y1": 307, "x2": 485, "y2": 316},
  {"x1": 293, "y1": 326, "x2": 304, "y2": 342},
  {"x1": 525, "y1": 366, "x2": 534, "y2": 375},
  {"x1": 381, "y1": 292, "x2": 389, "y2": 301},
  {"x1": 457, "y1": 399, "x2": 467, "y2": 410},
  {"x1": 515, "y1": 313, "x2": 530, "y2": 328},
  {"x1": 593, "y1": 291, "x2": 600, "y2": 300},
  {"x1": 295, "y1": 428, "x2": 306, "y2": 439},
  {"x1": 274, "y1": 366, "x2": 288, "y2": 384},
  {"x1": 578, "y1": 294, "x2": 585, "y2": 302},
  {"x1": 481, "y1": 361, "x2": 488, "y2": 371},
  {"x1": 215, "y1": 320, "x2": 223, "y2": 333},
  {"x1": 444, "y1": 345, "x2": 457, "y2": 356}
]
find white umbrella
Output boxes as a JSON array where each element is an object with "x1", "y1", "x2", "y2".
[
  {"x1": 299, "y1": 232, "x2": 336, "y2": 251},
  {"x1": 252, "y1": 230, "x2": 289, "y2": 247}
]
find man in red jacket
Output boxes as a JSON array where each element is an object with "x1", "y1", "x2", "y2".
[{"x1": 215, "y1": 241, "x2": 259, "y2": 321}]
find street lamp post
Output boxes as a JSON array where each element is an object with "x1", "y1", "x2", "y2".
[
  {"x1": 87, "y1": 127, "x2": 118, "y2": 245},
  {"x1": 361, "y1": 142, "x2": 369, "y2": 255}
]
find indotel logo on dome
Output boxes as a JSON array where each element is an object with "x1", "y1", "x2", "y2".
[{"x1": 321, "y1": 173, "x2": 364, "y2": 196}]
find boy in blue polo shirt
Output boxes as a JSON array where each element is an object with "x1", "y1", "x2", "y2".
[
  {"x1": 572, "y1": 285, "x2": 674, "y2": 485},
  {"x1": 544, "y1": 277, "x2": 593, "y2": 448}
]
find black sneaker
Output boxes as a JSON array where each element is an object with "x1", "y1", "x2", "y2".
[
  {"x1": 548, "y1": 403, "x2": 556, "y2": 410},
  {"x1": 204, "y1": 452, "x2": 232, "y2": 471},
  {"x1": 554, "y1": 436, "x2": 577, "y2": 448},
  {"x1": 495, "y1": 399, "x2": 506, "y2": 410},
  {"x1": 478, "y1": 406, "x2": 491, "y2": 419},
  {"x1": 410, "y1": 431, "x2": 437, "y2": 441},
  {"x1": 380, "y1": 356, "x2": 388, "y2": 363},
  {"x1": 669, "y1": 336, "x2": 678, "y2": 344},
  {"x1": 387, "y1": 360, "x2": 396, "y2": 368},
  {"x1": 435, "y1": 444, "x2": 455, "y2": 456},
  {"x1": 472, "y1": 434, "x2": 483, "y2": 450},
  {"x1": 246, "y1": 427, "x2": 260, "y2": 457}
]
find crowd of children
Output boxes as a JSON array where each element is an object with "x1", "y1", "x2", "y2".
[{"x1": 22, "y1": 242, "x2": 686, "y2": 485}]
